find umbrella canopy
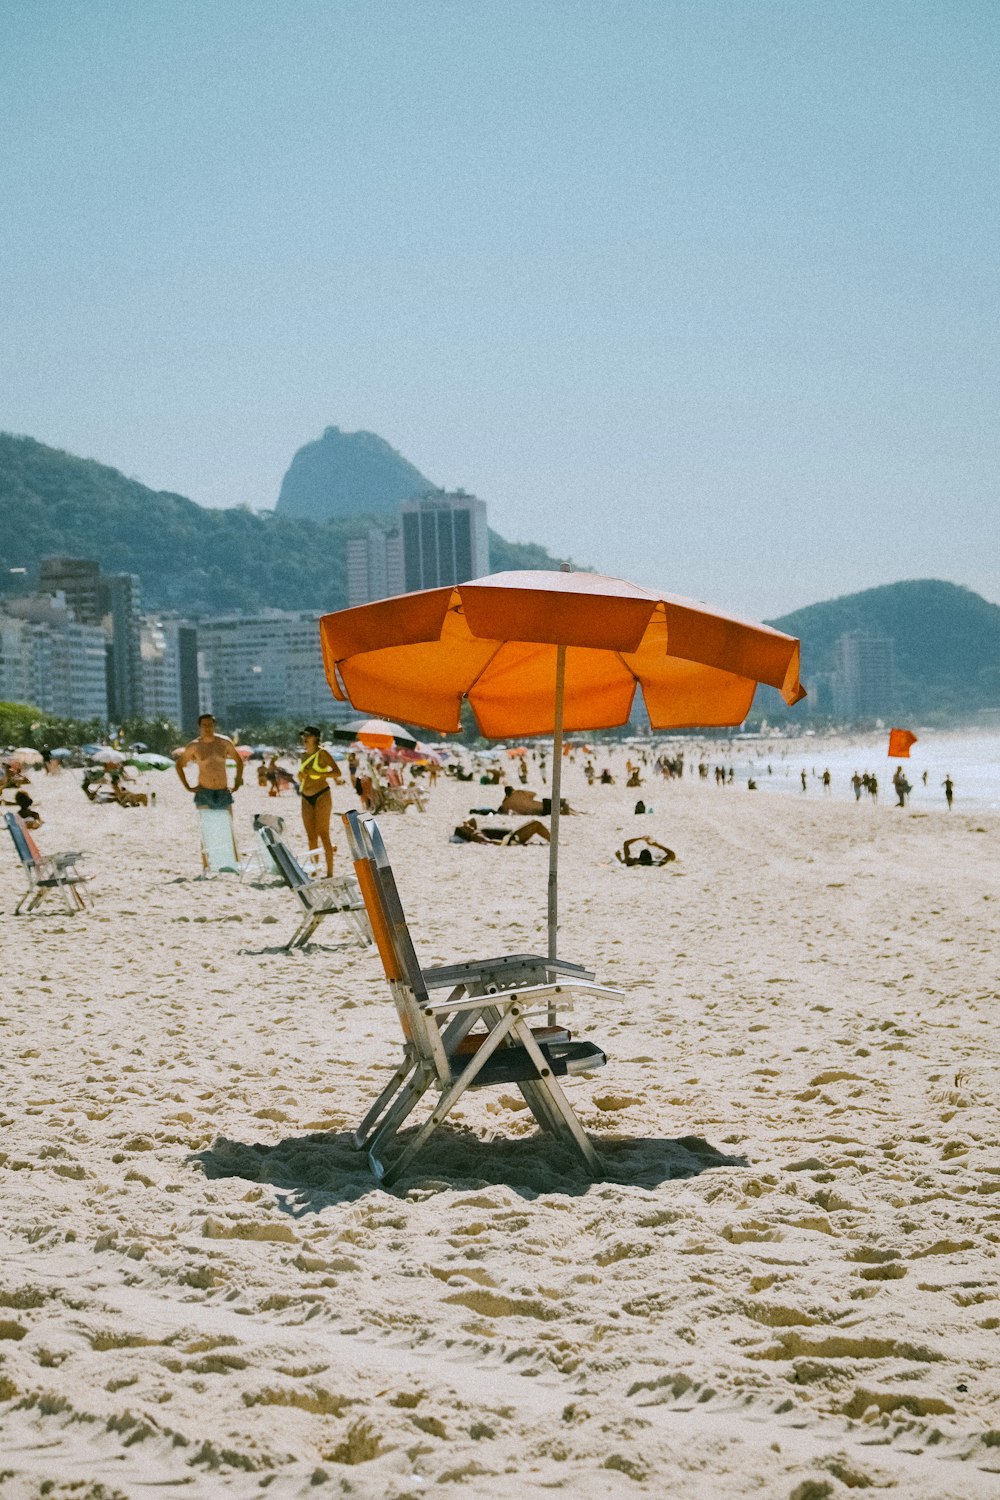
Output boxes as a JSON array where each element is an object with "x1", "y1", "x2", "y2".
[
  {"x1": 89, "y1": 747, "x2": 125, "y2": 765},
  {"x1": 332, "y1": 717, "x2": 418, "y2": 751},
  {"x1": 126, "y1": 753, "x2": 174, "y2": 771},
  {"x1": 320, "y1": 569, "x2": 805, "y2": 957},
  {"x1": 320, "y1": 570, "x2": 804, "y2": 736},
  {"x1": 50, "y1": 748, "x2": 74, "y2": 760},
  {"x1": 10, "y1": 747, "x2": 44, "y2": 765}
]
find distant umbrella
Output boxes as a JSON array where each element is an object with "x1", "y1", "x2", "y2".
[
  {"x1": 50, "y1": 748, "x2": 74, "y2": 760},
  {"x1": 126, "y1": 753, "x2": 173, "y2": 771},
  {"x1": 10, "y1": 747, "x2": 44, "y2": 765},
  {"x1": 331, "y1": 717, "x2": 418, "y2": 750},
  {"x1": 89, "y1": 747, "x2": 126, "y2": 765}
]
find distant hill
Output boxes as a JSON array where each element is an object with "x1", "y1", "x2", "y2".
[
  {"x1": 0, "y1": 433, "x2": 568, "y2": 616},
  {"x1": 275, "y1": 426, "x2": 431, "y2": 522},
  {"x1": 767, "y1": 580, "x2": 1000, "y2": 719}
]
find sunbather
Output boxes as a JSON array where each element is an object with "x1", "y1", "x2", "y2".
[
  {"x1": 452, "y1": 817, "x2": 550, "y2": 845},
  {"x1": 14, "y1": 790, "x2": 42, "y2": 828},
  {"x1": 498, "y1": 785, "x2": 544, "y2": 815},
  {"x1": 615, "y1": 836, "x2": 675, "y2": 867}
]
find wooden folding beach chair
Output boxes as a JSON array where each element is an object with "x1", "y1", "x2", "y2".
[
  {"x1": 259, "y1": 826, "x2": 371, "y2": 951},
  {"x1": 342, "y1": 809, "x2": 620, "y2": 1186},
  {"x1": 4, "y1": 812, "x2": 90, "y2": 914}
]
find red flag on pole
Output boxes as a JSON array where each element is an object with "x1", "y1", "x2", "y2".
[{"x1": 888, "y1": 728, "x2": 917, "y2": 758}]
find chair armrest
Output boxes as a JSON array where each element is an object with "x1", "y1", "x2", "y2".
[
  {"x1": 42, "y1": 851, "x2": 85, "y2": 872},
  {"x1": 422, "y1": 977, "x2": 623, "y2": 1018},
  {"x1": 422, "y1": 953, "x2": 595, "y2": 988}
]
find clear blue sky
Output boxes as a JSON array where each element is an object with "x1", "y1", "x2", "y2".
[{"x1": 1, "y1": 1, "x2": 997, "y2": 618}]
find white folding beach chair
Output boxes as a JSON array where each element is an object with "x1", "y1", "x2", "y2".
[
  {"x1": 240, "y1": 813, "x2": 286, "y2": 882},
  {"x1": 342, "y1": 809, "x2": 621, "y2": 1186},
  {"x1": 4, "y1": 811, "x2": 91, "y2": 914},
  {"x1": 260, "y1": 826, "x2": 371, "y2": 951}
]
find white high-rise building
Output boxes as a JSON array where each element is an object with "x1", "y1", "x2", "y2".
[
  {"x1": 0, "y1": 615, "x2": 32, "y2": 704},
  {"x1": 346, "y1": 526, "x2": 405, "y2": 607},
  {"x1": 196, "y1": 612, "x2": 354, "y2": 727},
  {"x1": 1, "y1": 595, "x2": 108, "y2": 719},
  {"x1": 831, "y1": 631, "x2": 897, "y2": 721}
]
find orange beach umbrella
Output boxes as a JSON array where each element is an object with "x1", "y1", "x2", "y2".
[{"x1": 320, "y1": 569, "x2": 805, "y2": 957}]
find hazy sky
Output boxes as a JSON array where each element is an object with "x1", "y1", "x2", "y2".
[{"x1": 2, "y1": 1, "x2": 997, "y2": 618}]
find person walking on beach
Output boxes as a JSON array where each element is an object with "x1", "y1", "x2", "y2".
[
  {"x1": 800, "y1": 769, "x2": 807, "y2": 792},
  {"x1": 298, "y1": 727, "x2": 343, "y2": 876},
  {"x1": 943, "y1": 775, "x2": 954, "y2": 810},
  {"x1": 176, "y1": 714, "x2": 244, "y2": 810},
  {"x1": 851, "y1": 772, "x2": 863, "y2": 802}
]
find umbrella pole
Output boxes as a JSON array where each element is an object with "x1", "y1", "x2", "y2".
[{"x1": 547, "y1": 644, "x2": 566, "y2": 976}]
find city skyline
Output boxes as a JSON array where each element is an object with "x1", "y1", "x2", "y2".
[{"x1": 2, "y1": 4, "x2": 998, "y2": 620}]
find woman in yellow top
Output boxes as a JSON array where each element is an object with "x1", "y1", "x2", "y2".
[{"x1": 298, "y1": 727, "x2": 344, "y2": 876}]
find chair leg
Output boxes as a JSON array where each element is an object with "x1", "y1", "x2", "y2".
[
  {"x1": 517, "y1": 1078, "x2": 566, "y2": 1138},
  {"x1": 62, "y1": 881, "x2": 84, "y2": 914},
  {"x1": 353, "y1": 1057, "x2": 418, "y2": 1148},
  {"x1": 286, "y1": 911, "x2": 320, "y2": 950},
  {"x1": 512, "y1": 1023, "x2": 603, "y2": 1176},
  {"x1": 370, "y1": 1016, "x2": 517, "y2": 1187},
  {"x1": 365, "y1": 1072, "x2": 435, "y2": 1179}
]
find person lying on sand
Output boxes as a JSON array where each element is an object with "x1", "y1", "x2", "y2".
[
  {"x1": 615, "y1": 836, "x2": 676, "y2": 867},
  {"x1": 498, "y1": 785, "x2": 544, "y2": 815},
  {"x1": 452, "y1": 817, "x2": 550, "y2": 845}
]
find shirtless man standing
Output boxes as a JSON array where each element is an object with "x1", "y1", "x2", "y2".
[{"x1": 175, "y1": 714, "x2": 244, "y2": 809}]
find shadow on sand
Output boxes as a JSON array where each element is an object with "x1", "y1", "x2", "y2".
[{"x1": 190, "y1": 1127, "x2": 748, "y2": 1213}]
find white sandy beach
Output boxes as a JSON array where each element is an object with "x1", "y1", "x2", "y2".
[{"x1": 1, "y1": 753, "x2": 998, "y2": 1499}]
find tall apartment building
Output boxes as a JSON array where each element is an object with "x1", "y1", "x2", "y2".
[
  {"x1": 139, "y1": 619, "x2": 205, "y2": 732},
  {"x1": 831, "y1": 630, "x2": 897, "y2": 721},
  {"x1": 101, "y1": 572, "x2": 143, "y2": 719},
  {"x1": 196, "y1": 612, "x2": 354, "y2": 727},
  {"x1": 1, "y1": 596, "x2": 108, "y2": 719},
  {"x1": 38, "y1": 557, "x2": 103, "y2": 624},
  {"x1": 400, "y1": 491, "x2": 489, "y2": 593},
  {"x1": 38, "y1": 556, "x2": 143, "y2": 718},
  {"x1": 345, "y1": 526, "x2": 405, "y2": 608},
  {"x1": 0, "y1": 615, "x2": 32, "y2": 704}
]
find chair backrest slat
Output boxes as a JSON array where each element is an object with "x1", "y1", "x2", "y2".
[
  {"x1": 260, "y1": 828, "x2": 310, "y2": 890},
  {"x1": 354, "y1": 815, "x2": 427, "y2": 1000},
  {"x1": 343, "y1": 811, "x2": 444, "y2": 1064},
  {"x1": 5, "y1": 812, "x2": 36, "y2": 870}
]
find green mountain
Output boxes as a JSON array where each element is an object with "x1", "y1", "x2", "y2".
[
  {"x1": 275, "y1": 426, "x2": 431, "y2": 521},
  {"x1": 0, "y1": 433, "x2": 567, "y2": 616},
  {"x1": 767, "y1": 580, "x2": 1000, "y2": 720}
]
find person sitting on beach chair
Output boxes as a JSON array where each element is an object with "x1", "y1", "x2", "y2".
[
  {"x1": 453, "y1": 816, "x2": 550, "y2": 845},
  {"x1": 615, "y1": 836, "x2": 675, "y2": 867}
]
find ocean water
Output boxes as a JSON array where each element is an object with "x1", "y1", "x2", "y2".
[{"x1": 658, "y1": 731, "x2": 1000, "y2": 814}]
